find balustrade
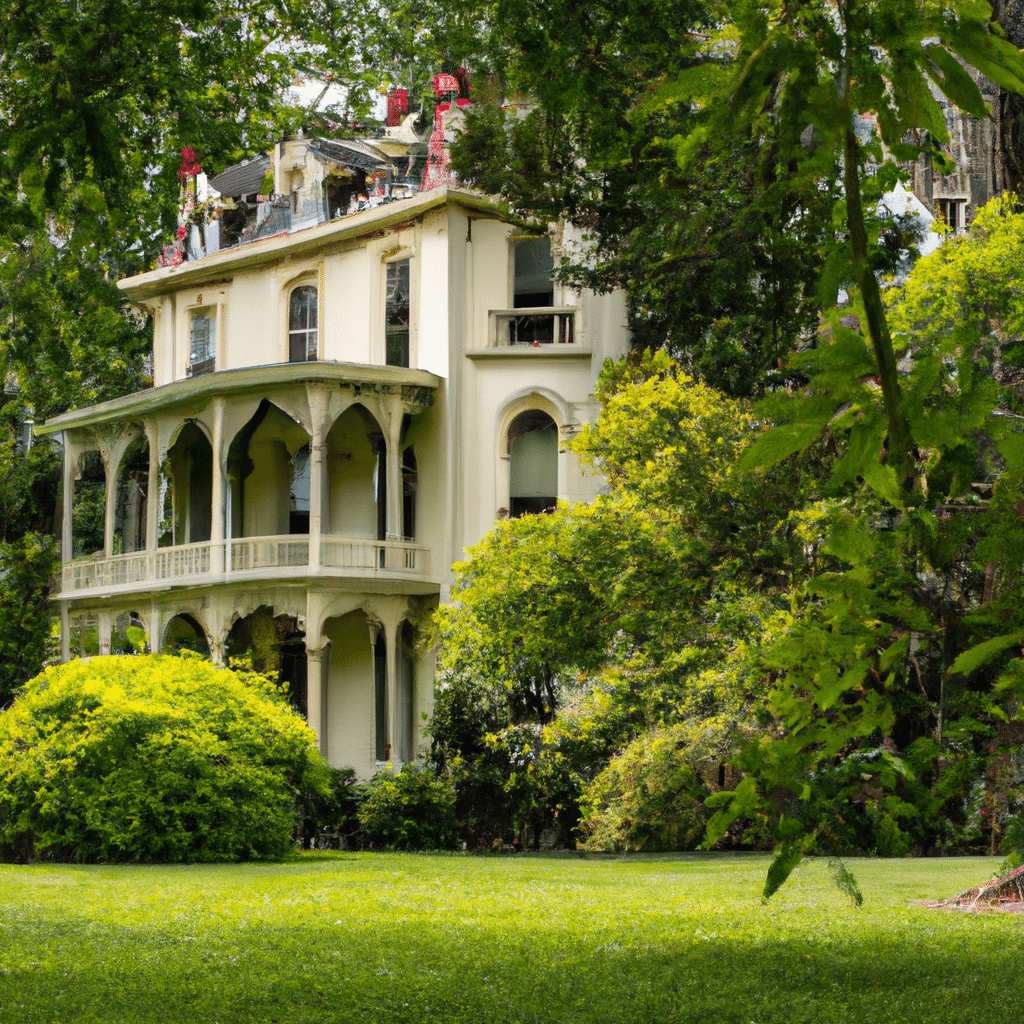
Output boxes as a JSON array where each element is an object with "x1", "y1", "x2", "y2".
[{"x1": 59, "y1": 535, "x2": 431, "y2": 594}]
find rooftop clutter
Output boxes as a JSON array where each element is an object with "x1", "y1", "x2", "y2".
[{"x1": 158, "y1": 73, "x2": 473, "y2": 269}]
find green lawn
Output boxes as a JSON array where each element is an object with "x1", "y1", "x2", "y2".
[{"x1": 0, "y1": 853, "x2": 1018, "y2": 1024}]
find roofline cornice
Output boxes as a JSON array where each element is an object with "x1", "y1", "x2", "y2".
[{"x1": 118, "y1": 187, "x2": 511, "y2": 302}]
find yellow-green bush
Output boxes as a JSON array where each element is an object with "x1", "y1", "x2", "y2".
[
  {"x1": 578, "y1": 725, "x2": 711, "y2": 852},
  {"x1": 0, "y1": 654, "x2": 330, "y2": 862}
]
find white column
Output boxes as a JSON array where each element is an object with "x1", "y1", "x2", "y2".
[
  {"x1": 388, "y1": 614, "x2": 402, "y2": 765},
  {"x1": 102, "y1": 447, "x2": 115, "y2": 558},
  {"x1": 149, "y1": 600, "x2": 163, "y2": 654},
  {"x1": 98, "y1": 611, "x2": 112, "y2": 656},
  {"x1": 145, "y1": 422, "x2": 160, "y2": 556},
  {"x1": 306, "y1": 646, "x2": 325, "y2": 753},
  {"x1": 211, "y1": 400, "x2": 225, "y2": 574},
  {"x1": 60, "y1": 602, "x2": 70, "y2": 663},
  {"x1": 386, "y1": 400, "x2": 403, "y2": 541},
  {"x1": 307, "y1": 386, "x2": 328, "y2": 571},
  {"x1": 61, "y1": 432, "x2": 74, "y2": 564}
]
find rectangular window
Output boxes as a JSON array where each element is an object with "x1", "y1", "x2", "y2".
[
  {"x1": 188, "y1": 311, "x2": 216, "y2": 377},
  {"x1": 936, "y1": 198, "x2": 966, "y2": 234},
  {"x1": 385, "y1": 260, "x2": 410, "y2": 367},
  {"x1": 514, "y1": 237, "x2": 554, "y2": 308},
  {"x1": 289, "y1": 286, "x2": 318, "y2": 362}
]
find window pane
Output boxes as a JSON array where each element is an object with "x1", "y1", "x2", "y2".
[
  {"x1": 514, "y1": 237, "x2": 554, "y2": 307},
  {"x1": 386, "y1": 260, "x2": 410, "y2": 367},
  {"x1": 189, "y1": 312, "x2": 215, "y2": 376},
  {"x1": 289, "y1": 286, "x2": 318, "y2": 362}
]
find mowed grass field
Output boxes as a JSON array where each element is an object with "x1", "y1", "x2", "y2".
[{"x1": 0, "y1": 852, "x2": 1019, "y2": 1024}]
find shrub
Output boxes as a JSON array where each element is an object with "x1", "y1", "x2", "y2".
[
  {"x1": 0, "y1": 654, "x2": 331, "y2": 863},
  {"x1": 359, "y1": 763, "x2": 459, "y2": 850},
  {"x1": 300, "y1": 766, "x2": 366, "y2": 849},
  {"x1": 578, "y1": 726, "x2": 711, "y2": 852}
]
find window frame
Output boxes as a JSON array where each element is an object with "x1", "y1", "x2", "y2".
[
  {"x1": 187, "y1": 307, "x2": 217, "y2": 378},
  {"x1": 288, "y1": 283, "x2": 320, "y2": 363},
  {"x1": 384, "y1": 257, "x2": 411, "y2": 368}
]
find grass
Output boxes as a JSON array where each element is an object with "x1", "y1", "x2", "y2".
[{"x1": 0, "y1": 852, "x2": 1020, "y2": 1024}]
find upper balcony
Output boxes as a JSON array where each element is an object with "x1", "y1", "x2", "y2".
[
  {"x1": 57, "y1": 535, "x2": 432, "y2": 600},
  {"x1": 40, "y1": 361, "x2": 442, "y2": 604}
]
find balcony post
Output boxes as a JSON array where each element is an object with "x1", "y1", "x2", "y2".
[
  {"x1": 305, "y1": 645, "x2": 325, "y2": 752},
  {"x1": 145, "y1": 421, "x2": 160, "y2": 554},
  {"x1": 210, "y1": 399, "x2": 225, "y2": 574},
  {"x1": 307, "y1": 385, "x2": 328, "y2": 571},
  {"x1": 386, "y1": 399, "x2": 403, "y2": 542}
]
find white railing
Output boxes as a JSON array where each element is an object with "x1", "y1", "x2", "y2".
[
  {"x1": 153, "y1": 541, "x2": 212, "y2": 580},
  {"x1": 321, "y1": 538, "x2": 430, "y2": 574},
  {"x1": 60, "y1": 535, "x2": 430, "y2": 593},
  {"x1": 230, "y1": 536, "x2": 309, "y2": 571},
  {"x1": 490, "y1": 306, "x2": 578, "y2": 347}
]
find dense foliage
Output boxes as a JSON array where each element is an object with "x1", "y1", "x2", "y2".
[
  {"x1": 432, "y1": 351, "x2": 820, "y2": 849},
  {"x1": 359, "y1": 762, "x2": 460, "y2": 851},
  {"x1": 0, "y1": 654, "x2": 331, "y2": 862},
  {"x1": 436, "y1": 192, "x2": 1024, "y2": 866}
]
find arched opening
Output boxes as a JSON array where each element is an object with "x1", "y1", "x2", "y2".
[
  {"x1": 73, "y1": 450, "x2": 106, "y2": 558},
  {"x1": 325, "y1": 404, "x2": 383, "y2": 540},
  {"x1": 227, "y1": 400, "x2": 311, "y2": 539},
  {"x1": 508, "y1": 410, "x2": 558, "y2": 517},
  {"x1": 225, "y1": 606, "x2": 307, "y2": 715},
  {"x1": 164, "y1": 613, "x2": 210, "y2": 657},
  {"x1": 161, "y1": 422, "x2": 213, "y2": 546},
  {"x1": 114, "y1": 435, "x2": 149, "y2": 555},
  {"x1": 323, "y1": 610, "x2": 377, "y2": 771}
]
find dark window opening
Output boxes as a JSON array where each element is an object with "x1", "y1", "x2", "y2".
[
  {"x1": 514, "y1": 237, "x2": 554, "y2": 308},
  {"x1": 508, "y1": 410, "x2": 558, "y2": 518},
  {"x1": 386, "y1": 260, "x2": 410, "y2": 367},
  {"x1": 374, "y1": 635, "x2": 388, "y2": 761},
  {"x1": 289, "y1": 443, "x2": 311, "y2": 535},
  {"x1": 402, "y1": 446, "x2": 417, "y2": 541}
]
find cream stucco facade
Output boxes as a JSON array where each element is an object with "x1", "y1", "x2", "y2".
[{"x1": 40, "y1": 185, "x2": 630, "y2": 778}]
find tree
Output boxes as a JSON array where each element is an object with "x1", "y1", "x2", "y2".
[
  {"x1": 710, "y1": 193, "x2": 1024, "y2": 894},
  {"x1": 448, "y1": 0, "x2": 837, "y2": 395},
  {"x1": 432, "y1": 352, "x2": 821, "y2": 847},
  {"x1": 0, "y1": 653, "x2": 331, "y2": 862}
]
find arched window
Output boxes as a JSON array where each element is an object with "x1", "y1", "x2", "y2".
[
  {"x1": 289, "y1": 285, "x2": 318, "y2": 362},
  {"x1": 508, "y1": 410, "x2": 558, "y2": 517}
]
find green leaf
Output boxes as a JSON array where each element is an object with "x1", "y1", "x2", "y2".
[
  {"x1": 950, "y1": 631, "x2": 1024, "y2": 677},
  {"x1": 737, "y1": 398, "x2": 839, "y2": 472},
  {"x1": 921, "y1": 45, "x2": 989, "y2": 119}
]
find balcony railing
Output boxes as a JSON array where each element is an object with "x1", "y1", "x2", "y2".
[
  {"x1": 490, "y1": 307, "x2": 577, "y2": 347},
  {"x1": 59, "y1": 535, "x2": 432, "y2": 594}
]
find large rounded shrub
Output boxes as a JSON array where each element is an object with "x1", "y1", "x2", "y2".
[{"x1": 0, "y1": 654, "x2": 331, "y2": 863}]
